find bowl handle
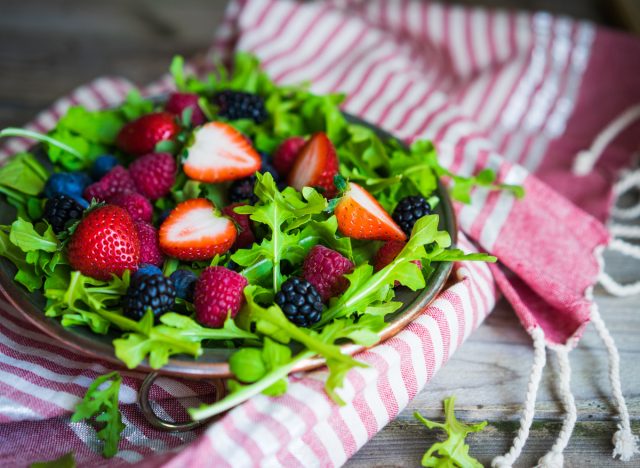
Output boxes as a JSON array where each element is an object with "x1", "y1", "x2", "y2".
[{"x1": 138, "y1": 372, "x2": 227, "y2": 432}]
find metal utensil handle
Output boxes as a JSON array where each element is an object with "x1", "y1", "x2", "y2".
[{"x1": 138, "y1": 372, "x2": 227, "y2": 432}]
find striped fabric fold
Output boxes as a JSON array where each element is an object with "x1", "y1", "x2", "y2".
[{"x1": 1, "y1": 0, "x2": 639, "y2": 466}]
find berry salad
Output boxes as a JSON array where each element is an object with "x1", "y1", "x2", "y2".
[{"x1": 0, "y1": 53, "x2": 519, "y2": 417}]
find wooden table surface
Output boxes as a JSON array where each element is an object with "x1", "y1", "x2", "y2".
[{"x1": 2, "y1": 1, "x2": 639, "y2": 467}]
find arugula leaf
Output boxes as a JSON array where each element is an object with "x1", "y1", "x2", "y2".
[
  {"x1": 9, "y1": 219, "x2": 58, "y2": 252},
  {"x1": 30, "y1": 452, "x2": 76, "y2": 468},
  {"x1": 0, "y1": 152, "x2": 49, "y2": 203},
  {"x1": 411, "y1": 140, "x2": 525, "y2": 203},
  {"x1": 120, "y1": 90, "x2": 155, "y2": 121},
  {"x1": 57, "y1": 106, "x2": 124, "y2": 144},
  {"x1": 71, "y1": 372, "x2": 125, "y2": 458},
  {"x1": 414, "y1": 396, "x2": 487, "y2": 468},
  {"x1": 232, "y1": 172, "x2": 326, "y2": 290},
  {"x1": 113, "y1": 311, "x2": 257, "y2": 369}
]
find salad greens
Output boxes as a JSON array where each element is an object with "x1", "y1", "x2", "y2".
[
  {"x1": 414, "y1": 396, "x2": 487, "y2": 468},
  {"x1": 71, "y1": 372, "x2": 125, "y2": 458},
  {"x1": 30, "y1": 452, "x2": 76, "y2": 468},
  {"x1": 0, "y1": 51, "x2": 518, "y2": 440}
]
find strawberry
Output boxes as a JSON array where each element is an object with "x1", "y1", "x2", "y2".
[
  {"x1": 165, "y1": 92, "x2": 206, "y2": 126},
  {"x1": 159, "y1": 198, "x2": 237, "y2": 261},
  {"x1": 116, "y1": 112, "x2": 180, "y2": 156},
  {"x1": 287, "y1": 132, "x2": 338, "y2": 198},
  {"x1": 334, "y1": 182, "x2": 406, "y2": 242},
  {"x1": 182, "y1": 122, "x2": 261, "y2": 183},
  {"x1": 222, "y1": 202, "x2": 255, "y2": 249},
  {"x1": 129, "y1": 152, "x2": 176, "y2": 200},
  {"x1": 194, "y1": 266, "x2": 247, "y2": 328},
  {"x1": 273, "y1": 136, "x2": 306, "y2": 176},
  {"x1": 67, "y1": 205, "x2": 140, "y2": 280}
]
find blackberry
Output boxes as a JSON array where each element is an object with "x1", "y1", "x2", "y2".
[
  {"x1": 259, "y1": 152, "x2": 280, "y2": 182},
  {"x1": 122, "y1": 272, "x2": 176, "y2": 321},
  {"x1": 228, "y1": 175, "x2": 258, "y2": 204},
  {"x1": 275, "y1": 278, "x2": 324, "y2": 327},
  {"x1": 170, "y1": 269, "x2": 198, "y2": 302},
  {"x1": 392, "y1": 195, "x2": 431, "y2": 236},
  {"x1": 43, "y1": 194, "x2": 84, "y2": 233},
  {"x1": 213, "y1": 90, "x2": 268, "y2": 123}
]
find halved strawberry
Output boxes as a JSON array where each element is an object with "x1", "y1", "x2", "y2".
[
  {"x1": 159, "y1": 198, "x2": 237, "y2": 261},
  {"x1": 182, "y1": 122, "x2": 261, "y2": 183},
  {"x1": 335, "y1": 182, "x2": 406, "y2": 242},
  {"x1": 287, "y1": 132, "x2": 338, "y2": 198}
]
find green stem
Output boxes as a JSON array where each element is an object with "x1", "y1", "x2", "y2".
[
  {"x1": 188, "y1": 350, "x2": 315, "y2": 421},
  {"x1": 0, "y1": 128, "x2": 84, "y2": 158}
]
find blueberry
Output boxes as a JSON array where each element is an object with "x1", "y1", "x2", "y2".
[
  {"x1": 44, "y1": 171, "x2": 92, "y2": 206},
  {"x1": 133, "y1": 264, "x2": 163, "y2": 282},
  {"x1": 169, "y1": 269, "x2": 198, "y2": 302},
  {"x1": 91, "y1": 154, "x2": 119, "y2": 180}
]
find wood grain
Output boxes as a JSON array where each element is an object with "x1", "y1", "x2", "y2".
[{"x1": 1, "y1": 1, "x2": 638, "y2": 467}]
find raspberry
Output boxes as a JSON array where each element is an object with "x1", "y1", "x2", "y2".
[
  {"x1": 169, "y1": 269, "x2": 198, "y2": 302},
  {"x1": 302, "y1": 245, "x2": 354, "y2": 301},
  {"x1": 222, "y1": 202, "x2": 255, "y2": 249},
  {"x1": 212, "y1": 90, "x2": 267, "y2": 123},
  {"x1": 43, "y1": 194, "x2": 84, "y2": 233},
  {"x1": 194, "y1": 266, "x2": 248, "y2": 328},
  {"x1": 273, "y1": 137, "x2": 305, "y2": 177},
  {"x1": 135, "y1": 221, "x2": 164, "y2": 267},
  {"x1": 275, "y1": 278, "x2": 323, "y2": 327},
  {"x1": 228, "y1": 175, "x2": 257, "y2": 204},
  {"x1": 392, "y1": 195, "x2": 431, "y2": 236},
  {"x1": 108, "y1": 192, "x2": 152, "y2": 223},
  {"x1": 129, "y1": 153, "x2": 177, "y2": 200},
  {"x1": 165, "y1": 92, "x2": 206, "y2": 126},
  {"x1": 83, "y1": 166, "x2": 137, "y2": 202},
  {"x1": 122, "y1": 271, "x2": 176, "y2": 320}
]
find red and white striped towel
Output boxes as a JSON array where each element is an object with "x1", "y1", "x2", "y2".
[{"x1": 1, "y1": 0, "x2": 639, "y2": 466}]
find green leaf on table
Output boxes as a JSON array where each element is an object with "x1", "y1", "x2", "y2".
[
  {"x1": 30, "y1": 452, "x2": 76, "y2": 468},
  {"x1": 71, "y1": 372, "x2": 125, "y2": 458},
  {"x1": 414, "y1": 396, "x2": 487, "y2": 468}
]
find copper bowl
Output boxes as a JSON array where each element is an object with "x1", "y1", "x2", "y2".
[{"x1": 0, "y1": 114, "x2": 456, "y2": 379}]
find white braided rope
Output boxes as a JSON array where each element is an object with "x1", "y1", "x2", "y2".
[
  {"x1": 491, "y1": 327, "x2": 547, "y2": 468},
  {"x1": 609, "y1": 223, "x2": 640, "y2": 239},
  {"x1": 572, "y1": 105, "x2": 640, "y2": 176},
  {"x1": 535, "y1": 347, "x2": 577, "y2": 468},
  {"x1": 590, "y1": 306, "x2": 639, "y2": 461},
  {"x1": 612, "y1": 169, "x2": 640, "y2": 219}
]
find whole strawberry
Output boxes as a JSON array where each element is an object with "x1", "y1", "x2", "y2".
[
  {"x1": 83, "y1": 166, "x2": 137, "y2": 202},
  {"x1": 222, "y1": 202, "x2": 255, "y2": 249},
  {"x1": 129, "y1": 153, "x2": 177, "y2": 200},
  {"x1": 302, "y1": 245, "x2": 354, "y2": 301},
  {"x1": 116, "y1": 112, "x2": 180, "y2": 156},
  {"x1": 135, "y1": 221, "x2": 164, "y2": 267},
  {"x1": 273, "y1": 136, "x2": 306, "y2": 176},
  {"x1": 108, "y1": 192, "x2": 152, "y2": 222},
  {"x1": 194, "y1": 266, "x2": 247, "y2": 328},
  {"x1": 165, "y1": 92, "x2": 206, "y2": 126},
  {"x1": 67, "y1": 205, "x2": 140, "y2": 280}
]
